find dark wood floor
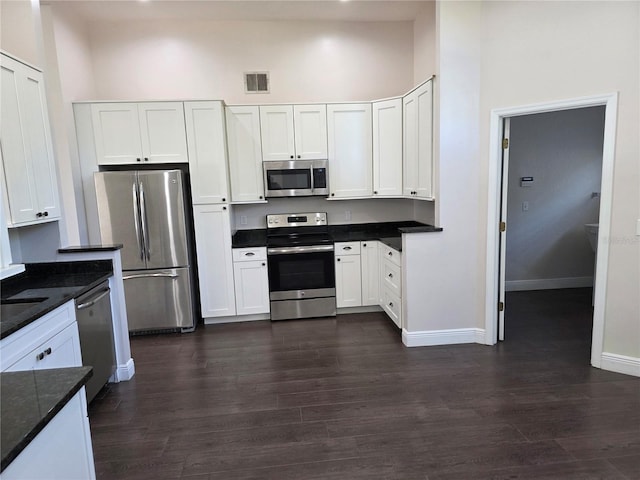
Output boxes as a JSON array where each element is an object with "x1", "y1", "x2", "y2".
[{"x1": 89, "y1": 288, "x2": 640, "y2": 479}]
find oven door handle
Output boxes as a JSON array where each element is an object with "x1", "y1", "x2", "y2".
[{"x1": 268, "y1": 245, "x2": 334, "y2": 255}]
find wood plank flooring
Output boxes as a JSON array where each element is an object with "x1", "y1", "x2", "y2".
[{"x1": 89, "y1": 288, "x2": 640, "y2": 479}]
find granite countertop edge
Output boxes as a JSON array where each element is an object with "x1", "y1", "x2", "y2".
[
  {"x1": 0, "y1": 367, "x2": 93, "y2": 473},
  {"x1": 1, "y1": 261, "x2": 114, "y2": 340}
]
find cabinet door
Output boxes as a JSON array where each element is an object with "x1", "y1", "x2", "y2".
[
  {"x1": 360, "y1": 241, "x2": 380, "y2": 307},
  {"x1": 1, "y1": 55, "x2": 60, "y2": 225},
  {"x1": 259, "y1": 105, "x2": 295, "y2": 161},
  {"x1": 335, "y1": 254, "x2": 362, "y2": 308},
  {"x1": 372, "y1": 98, "x2": 402, "y2": 197},
  {"x1": 185, "y1": 101, "x2": 230, "y2": 204},
  {"x1": 403, "y1": 80, "x2": 433, "y2": 199},
  {"x1": 138, "y1": 102, "x2": 188, "y2": 163},
  {"x1": 226, "y1": 106, "x2": 265, "y2": 202},
  {"x1": 6, "y1": 322, "x2": 82, "y2": 372},
  {"x1": 233, "y1": 260, "x2": 270, "y2": 315},
  {"x1": 327, "y1": 103, "x2": 373, "y2": 199},
  {"x1": 192, "y1": 204, "x2": 236, "y2": 318},
  {"x1": 293, "y1": 104, "x2": 327, "y2": 160},
  {"x1": 91, "y1": 103, "x2": 143, "y2": 165}
]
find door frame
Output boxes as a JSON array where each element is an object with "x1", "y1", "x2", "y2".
[{"x1": 484, "y1": 92, "x2": 618, "y2": 369}]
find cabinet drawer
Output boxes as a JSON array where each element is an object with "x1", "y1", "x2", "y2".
[
  {"x1": 380, "y1": 243, "x2": 401, "y2": 267},
  {"x1": 0, "y1": 302, "x2": 76, "y2": 372},
  {"x1": 381, "y1": 259, "x2": 402, "y2": 297},
  {"x1": 334, "y1": 242, "x2": 361, "y2": 255},
  {"x1": 232, "y1": 247, "x2": 267, "y2": 262},
  {"x1": 381, "y1": 288, "x2": 401, "y2": 329}
]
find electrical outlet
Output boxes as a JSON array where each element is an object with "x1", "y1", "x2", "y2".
[
  {"x1": 240, "y1": 216, "x2": 247, "y2": 225},
  {"x1": 345, "y1": 210, "x2": 352, "y2": 221},
  {"x1": 522, "y1": 201, "x2": 529, "y2": 212}
]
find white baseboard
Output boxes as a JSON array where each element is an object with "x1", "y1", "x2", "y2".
[
  {"x1": 402, "y1": 328, "x2": 486, "y2": 347},
  {"x1": 506, "y1": 276, "x2": 593, "y2": 292},
  {"x1": 204, "y1": 313, "x2": 270, "y2": 325},
  {"x1": 600, "y1": 352, "x2": 640, "y2": 377},
  {"x1": 113, "y1": 358, "x2": 135, "y2": 382},
  {"x1": 337, "y1": 305, "x2": 382, "y2": 315}
]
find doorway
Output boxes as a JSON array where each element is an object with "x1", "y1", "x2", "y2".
[{"x1": 485, "y1": 93, "x2": 618, "y2": 370}]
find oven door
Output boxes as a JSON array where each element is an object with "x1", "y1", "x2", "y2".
[
  {"x1": 267, "y1": 245, "x2": 335, "y2": 299},
  {"x1": 264, "y1": 161, "x2": 313, "y2": 197}
]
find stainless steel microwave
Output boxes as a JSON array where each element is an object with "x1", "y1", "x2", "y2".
[{"x1": 263, "y1": 160, "x2": 329, "y2": 198}]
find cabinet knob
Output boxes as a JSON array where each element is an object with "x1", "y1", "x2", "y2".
[
  {"x1": 331, "y1": 193, "x2": 335, "y2": 197},
  {"x1": 290, "y1": 155, "x2": 294, "y2": 159},
  {"x1": 388, "y1": 273, "x2": 393, "y2": 278},
  {"x1": 44, "y1": 347, "x2": 52, "y2": 355},
  {"x1": 137, "y1": 158, "x2": 141, "y2": 162},
  {"x1": 223, "y1": 206, "x2": 227, "y2": 210},
  {"x1": 43, "y1": 211, "x2": 49, "y2": 217},
  {"x1": 337, "y1": 258, "x2": 341, "y2": 262},
  {"x1": 259, "y1": 195, "x2": 263, "y2": 199},
  {"x1": 297, "y1": 155, "x2": 301, "y2": 159},
  {"x1": 389, "y1": 302, "x2": 394, "y2": 308},
  {"x1": 36, "y1": 212, "x2": 43, "y2": 218},
  {"x1": 363, "y1": 243, "x2": 367, "y2": 247},
  {"x1": 374, "y1": 191, "x2": 378, "y2": 195},
  {"x1": 222, "y1": 198, "x2": 226, "y2": 202},
  {"x1": 388, "y1": 251, "x2": 393, "y2": 256},
  {"x1": 144, "y1": 157, "x2": 149, "y2": 162},
  {"x1": 262, "y1": 262, "x2": 266, "y2": 266},
  {"x1": 36, "y1": 352, "x2": 45, "y2": 361}
]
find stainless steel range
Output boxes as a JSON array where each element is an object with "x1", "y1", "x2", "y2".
[{"x1": 266, "y1": 212, "x2": 336, "y2": 321}]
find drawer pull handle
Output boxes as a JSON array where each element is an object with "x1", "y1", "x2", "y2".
[
  {"x1": 44, "y1": 347, "x2": 52, "y2": 355},
  {"x1": 245, "y1": 252, "x2": 255, "y2": 256},
  {"x1": 388, "y1": 252, "x2": 393, "y2": 256},
  {"x1": 343, "y1": 246, "x2": 352, "y2": 251},
  {"x1": 36, "y1": 352, "x2": 45, "y2": 361},
  {"x1": 389, "y1": 302, "x2": 394, "y2": 308}
]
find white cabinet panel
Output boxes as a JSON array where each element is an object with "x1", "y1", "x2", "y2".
[
  {"x1": 381, "y1": 288, "x2": 402, "y2": 328},
  {"x1": 373, "y1": 98, "x2": 403, "y2": 197},
  {"x1": 90, "y1": 102, "x2": 187, "y2": 165},
  {"x1": 185, "y1": 101, "x2": 230, "y2": 204},
  {"x1": 1, "y1": 53, "x2": 60, "y2": 226},
  {"x1": 335, "y1": 253, "x2": 362, "y2": 308},
  {"x1": 193, "y1": 204, "x2": 236, "y2": 318},
  {"x1": 226, "y1": 106, "x2": 265, "y2": 203},
  {"x1": 403, "y1": 80, "x2": 433, "y2": 199},
  {"x1": 360, "y1": 241, "x2": 380, "y2": 307},
  {"x1": 327, "y1": 103, "x2": 373, "y2": 199},
  {"x1": 293, "y1": 105, "x2": 327, "y2": 160},
  {"x1": 233, "y1": 259, "x2": 270, "y2": 316},
  {"x1": 259, "y1": 105, "x2": 295, "y2": 161}
]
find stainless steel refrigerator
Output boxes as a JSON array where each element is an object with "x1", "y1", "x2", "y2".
[{"x1": 94, "y1": 170, "x2": 195, "y2": 333}]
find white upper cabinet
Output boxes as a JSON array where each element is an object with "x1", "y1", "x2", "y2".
[
  {"x1": 372, "y1": 98, "x2": 403, "y2": 197},
  {"x1": 403, "y1": 80, "x2": 433, "y2": 199},
  {"x1": 259, "y1": 104, "x2": 327, "y2": 161},
  {"x1": 225, "y1": 105, "x2": 265, "y2": 203},
  {"x1": 327, "y1": 103, "x2": 373, "y2": 199},
  {"x1": 91, "y1": 102, "x2": 188, "y2": 165},
  {"x1": 0, "y1": 53, "x2": 60, "y2": 226},
  {"x1": 185, "y1": 101, "x2": 230, "y2": 204}
]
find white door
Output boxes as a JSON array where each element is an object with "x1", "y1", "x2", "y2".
[
  {"x1": 233, "y1": 260, "x2": 270, "y2": 315},
  {"x1": 259, "y1": 105, "x2": 295, "y2": 161},
  {"x1": 335, "y1": 254, "x2": 363, "y2": 308},
  {"x1": 360, "y1": 241, "x2": 380, "y2": 306},
  {"x1": 327, "y1": 103, "x2": 373, "y2": 199},
  {"x1": 192, "y1": 204, "x2": 236, "y2": 318},
  {"x1": 293, "y1": 104, "x2": 328, "y2": 160},
  {"x1": 372, "y1": 98, "x2": 402, "y2": 197},
  {"x1": 226, "y1": 106, "x2": 266, "y2": 202},
  {"x1": 498, "y1": 118, "x2": 511, "y2": 341},
  {"x1": 185, "y1": 101, "x2": 230, "y2": 204},
  {"x1": 91, "y1": 103, "x2": 143, "y2": 165},
  {"x1": 138, "y1": 102, "x2": 188, "y2": 163}
]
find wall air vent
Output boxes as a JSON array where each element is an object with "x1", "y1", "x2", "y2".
[{"x1": 244, "y1": 72, "x2": 269, "y2": 94}]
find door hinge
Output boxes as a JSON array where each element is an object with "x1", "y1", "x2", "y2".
[
  {"x1": 498, "y1": 301, "x2": 504, "y2": 312},
  {"x1": 502, "y1": 138, "x2": 509, "y2": 149},
  {"x1": 499, "y1": 221, "x2": 506, "y2": 233}
]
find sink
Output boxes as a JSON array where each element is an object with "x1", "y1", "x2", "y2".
[
  {"x1": 0, "y1": 299, "x2": 47, "y2": 319},
  {"x1": 584, "y1": 224, "x2": 599, "y2": 252}
]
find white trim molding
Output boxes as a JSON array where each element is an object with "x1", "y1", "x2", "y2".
[
  {"x1": 506, "y1": 276, "x2": 593, "y2": 291},
  {"x1": 600, "y1": 353, "x2": 640, "y2": 377},
  {"x1": 114, "y1": 358, "x2": 136, "y2": 382},
  {"x1": 402, "y1": 328, "x2": 486, "y2": 347},
  {"x1": 204, "y1": 313, "x2": 270, "y2": 325}
]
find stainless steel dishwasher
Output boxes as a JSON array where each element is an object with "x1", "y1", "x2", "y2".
[{"x1": 75, "y1": 281, "x2": 116, "y2": 403}]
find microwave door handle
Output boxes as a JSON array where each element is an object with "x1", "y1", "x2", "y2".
[{"x1": 310, "y1": 166, "x2": 315, "y2": 192}]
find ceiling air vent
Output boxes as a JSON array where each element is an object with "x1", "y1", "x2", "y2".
[{"x1": 244, "y1": 72, "x2": 269, "y2": 94}]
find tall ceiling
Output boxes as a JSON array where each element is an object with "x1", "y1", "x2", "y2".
[{"x1": 42, "y1": 0, "x2": 432, "y2": 23}]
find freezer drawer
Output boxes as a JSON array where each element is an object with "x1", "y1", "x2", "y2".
[{"x1": 122, "y1": 267, "x2": 194, "y2": 332}]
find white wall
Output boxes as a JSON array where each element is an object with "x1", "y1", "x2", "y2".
[
  {"x1": 506, "y1": 107, "x2": 605, "y2": 289},
  {"x1": 413, "y1": 1, "x2": 436, "y2": 85},
  {"x1": 80, "y1": 18, "x2": 414, "y2": 103},
  {"x1": 406, "y1": 1, "x2": 638, "y2": 361},
  {"x1": 0, "y1": 0, "x2": 39, "y2": 66}
]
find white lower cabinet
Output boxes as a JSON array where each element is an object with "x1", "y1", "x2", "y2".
[
  {"x1": 335, "y1": 242, "x2": 362, "y2": 308},
  {"x1": 360, "y1": 241, "x2": 380, "y2": 306},
  {"x1": 379, "y1": 243, "x2": 402, "y2": 328},
  {"x1": 193, "y1": 204, "x2": 236, "y2": 318},
  {"x1": 232, "y1": 247, "x2": 270, "y2": 316}
]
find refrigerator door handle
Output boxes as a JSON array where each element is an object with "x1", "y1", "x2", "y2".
[
  {"x1": 139, "y1": 180, "x2": 151, "y2": 261},
  {"x1": 123, "y1": 273, "x2": 180, "y2": 280},
  {"x1": 132, "y1": 182, "x2": 145, "y2": 261}
]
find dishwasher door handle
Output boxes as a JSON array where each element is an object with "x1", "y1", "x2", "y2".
[{"x1": 76, "y1": 288, "x2": 111, "y2": 310}]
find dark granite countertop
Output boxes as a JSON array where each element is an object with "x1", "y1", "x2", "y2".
[
  {"x1": 0, "y1": 367, "x2": 93, "y2": 472},
  {"x1": 0, "y1": 261, "x2": 113, "y2": 339},
  {"x1": 231, "y1": 221, "x2": 442, "y2": 250},
  {"x1": 58, "y1": 244, "x2": 123, "y2": 253}
]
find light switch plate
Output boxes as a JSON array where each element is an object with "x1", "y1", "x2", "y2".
[{"x1": 636, "y1": 219, "x2": 640, "y2": 236}]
